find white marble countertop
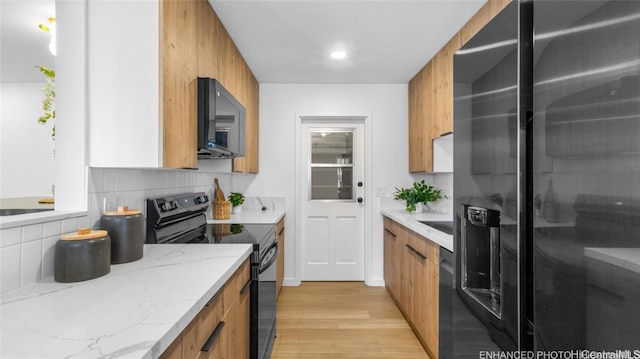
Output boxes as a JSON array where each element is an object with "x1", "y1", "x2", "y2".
[
  {"x1": 0, "y1": 243, "x2": 253, "y2": 359},
  {"x1": 381, "y1": 209, "x2": 454, "y2": 252},
  {"x1": 207, "y1": 208, "x2": 285, "y2": 224},
  {"x1": 584, "y1": 247, "x2": 640, "y2": 274}
]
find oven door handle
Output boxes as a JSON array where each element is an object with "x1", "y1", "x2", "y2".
[{"x1": 259, "y1": 241, "x2": 279, "y2": 274}]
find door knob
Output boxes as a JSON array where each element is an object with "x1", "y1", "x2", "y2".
[
  {"x1": 357, "y1": 182, "x2": 363, "y2": 187},
  {"x1": 357, "y1": 197, "x2": 363, "y2": 203}
]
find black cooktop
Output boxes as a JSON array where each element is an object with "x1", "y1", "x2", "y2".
[{"x1": 206, "y1": 223, "x2": 277, "y2": 257}]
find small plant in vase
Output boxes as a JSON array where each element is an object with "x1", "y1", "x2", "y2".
[
  {"x1": 393, "y1": 186, "x2": 421, "y2": 212},
  {"x1": 228, "y1": 192, "x2": 245, "y2": 214},
  {"x1": 394, "y1": 180, "x2": 447, "y2": 213},
  {"x1": 413, "y1": 180, "x2": 447, "y2": 212}
]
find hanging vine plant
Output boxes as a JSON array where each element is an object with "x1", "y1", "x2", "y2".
[
  {"x1": 37, "y1": 17, "x2": 56, "y2": 139},
  {"x1": 36, "y1": 65, "x2": 55, "y2": 139}
]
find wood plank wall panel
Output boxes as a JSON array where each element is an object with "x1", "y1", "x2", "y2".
[
  {"x1": 162, "y1": 0, "x2": 199, "y2": 169},
  {"x1": 408, "y1": 0, "x2": 510, "y2": 172}
]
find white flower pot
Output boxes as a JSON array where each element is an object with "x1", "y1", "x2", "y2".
[{"x1": 232, "y1": 205, "x2": 242, "y2": 214}]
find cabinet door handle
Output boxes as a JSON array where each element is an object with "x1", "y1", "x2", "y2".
[
  {"x1": 406, "y1": 244, "x2": 427, "y2": 260},
  {"x1": 240, "y1": 278, "x2": 253, "y2": 295},
  {"x1": 384, "y1": 228, "x2": 397, "y2": 238},
  {"x1": 278, "y1": 227, "x2": 285, "y2": 236},
  {"x1": 201, "y1": 321, "x2": 226, "y2": 352}
]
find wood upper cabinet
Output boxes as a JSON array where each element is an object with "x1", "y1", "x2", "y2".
[
  {"x1": 88, "y1": 0, "x2": 259, "y2": 172},
  {"x1": 408, "y1": 0, "x2": 511, "y2": 172},
  {"x1": 383, "y1": 217, "x2": 440, "y2": 359},
  {"x1": 162, "y1": 0, "x2": 199, "y2": 169},
  {"x1": 276, "y1": 217, "x2": 285, "y2": 301}
]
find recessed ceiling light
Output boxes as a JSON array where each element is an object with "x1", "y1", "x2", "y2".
[{"x1": 330, "y1": 50, "x2": 347, "y2": 60}]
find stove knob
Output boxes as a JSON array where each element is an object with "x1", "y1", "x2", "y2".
[
  {"x1": 195, "y1": 195, "x2": 208, "y2": 204},
  {"x1": 170, "y1": 201, "x2": 178, "y2": 210},
  {"x1": 159, "y1": 202, "x2": 169, "y2": 212}
]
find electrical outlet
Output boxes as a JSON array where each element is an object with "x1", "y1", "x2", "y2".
[{"x1": 375, "y1": 186, "x2": 386, "y2": 197}]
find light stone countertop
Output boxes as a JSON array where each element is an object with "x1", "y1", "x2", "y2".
[
  {"x1": 0, "y1": 243, "x2": 252, "y2": 359},
  {"x1": 381, "y1": 209, "x2": 454, "y2": 252},
  {"x1": 207, "y1": 208, "x2": 285, "y2": 224}
]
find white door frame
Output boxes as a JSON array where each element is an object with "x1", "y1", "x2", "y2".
[{"x1": 293, "y1": 114, "x2": 374, "y2": 285}]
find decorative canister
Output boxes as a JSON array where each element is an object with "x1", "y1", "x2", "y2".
[
  {"x1": 100, "y1": 206, "x2": 145, "y2": 264},
  {"x1": 54, "y1": 228, "x2": 111, "y2": 283}
]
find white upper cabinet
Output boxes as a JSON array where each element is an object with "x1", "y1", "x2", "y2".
[{"x1": 87, "y1": 1, "x2": 163, "y2": 168}]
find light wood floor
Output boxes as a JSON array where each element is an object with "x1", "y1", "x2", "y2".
[{"x1": 271, "y1": 281, "x2": 430, "y2": 359}]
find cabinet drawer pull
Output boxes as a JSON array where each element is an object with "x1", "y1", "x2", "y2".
[
  {"x1": 384, "y1": 228, "x2": 397, "y2": 238},
  {"x1": 405, "y1": 244, "x2": 415, "y2": 253},
  {"x1": 241, "y1": 278, "x2": 253, "y2": 295},
  {"x1": 205, "y1": 293, "x2": 217, "y2": 307},
  {"x1": 201, "y1": 321, "x2": 225, "y2": 352},
  {"x1": 406, "y1": 244, "x2": 427, "y2": 260}
]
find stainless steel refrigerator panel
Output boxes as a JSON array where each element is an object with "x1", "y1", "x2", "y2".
[{"x1": 533, "y1": 0, "x2": 640, "y2": 351}]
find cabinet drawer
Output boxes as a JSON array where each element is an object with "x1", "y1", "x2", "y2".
[
  {"x1": 383, "y1": 217, "x2": 399, "y2": 238},
  {"x1": 406, "y1": 229, "x2": 439, "y2": 264},
  {"x1": 182, "y1": 260, "x2": 250, "y2": 359},
  {"x1": 223, "y1": 260, "x2": 251, "y2": 314}
]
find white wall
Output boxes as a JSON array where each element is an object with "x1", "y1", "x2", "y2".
[
  {"x1": 0, "y1": 83, "x2": 56, "y2": 198},
  {"x1": 246, "y1": 83, "x2": 413, "y2": 286}
]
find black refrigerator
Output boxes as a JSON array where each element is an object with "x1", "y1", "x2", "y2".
[{"x1": 448, "y1": 0, "x2": 640, "y2": 356}]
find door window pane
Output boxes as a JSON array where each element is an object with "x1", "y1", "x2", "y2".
[
  {"x1": 311, "y1": 167, "x2": 353, "y2": 200},
  {"x1": 311, "y1": 131, "x2": 353, "y2": 165},
  {"x1": 309, "y1": 130, "x2": 355, "y2": 200}
]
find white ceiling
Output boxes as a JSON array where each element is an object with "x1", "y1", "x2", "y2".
[
  {"x1": 1, "y1": 0, "x2": 487, "y2": 85},
  {"x1": 209, "y1": 0, "x2": 488, "y2": 84}
]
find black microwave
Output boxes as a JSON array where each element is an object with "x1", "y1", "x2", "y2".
[{"x1": 197, "y1": 78, "x2": 246, "y2": 158}]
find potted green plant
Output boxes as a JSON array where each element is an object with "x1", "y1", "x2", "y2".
[
  {"x1": 228, "y1": 192, "x2": 245, "y2": 214},
  {"x1": 393, "y1": 180, "x2": 447, "y2": 212},
  {"x1": 413, "y1": 180, "x2": 447, "y2": 212}
]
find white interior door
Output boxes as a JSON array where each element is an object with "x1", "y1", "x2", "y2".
[{"x1": 301, "y1": 120, "x2": 365, "y2": 281}]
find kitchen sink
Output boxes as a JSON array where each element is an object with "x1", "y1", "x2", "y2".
[
  {"x1": 418, "y1": 220, "x2": 454, "y2": 235},
  {"x1": 0, "y1": 208, "x2": 54, "y2": 216}
]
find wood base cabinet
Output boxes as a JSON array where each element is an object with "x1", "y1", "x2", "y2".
[
  {"x1": 161, "y1": 259, "x2": 251, "y2": 359},
  {"x1": 383, "y1": 217, "x2": 440, "y2": 359}
]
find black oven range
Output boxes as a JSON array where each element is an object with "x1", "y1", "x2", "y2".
[{"x1": 146, "y1": 192, "x2": 277, "y2": 359}]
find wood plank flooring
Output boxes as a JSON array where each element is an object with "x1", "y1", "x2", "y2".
[{"x1": 271, "y1": 282, "x2": 430, "y2": 359}]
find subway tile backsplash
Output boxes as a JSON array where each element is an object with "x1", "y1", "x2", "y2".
[{"x1": 0, "y1": 167, "x2": 232, "y2": 294}]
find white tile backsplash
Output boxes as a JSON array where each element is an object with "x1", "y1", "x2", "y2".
[
  {"x1": 43, "y1": 220, "x2": 62, "y2": 238},
  {"x1": 0, "y1": 227, "x2": 22, "y2": 248},
  {"x1": 2, "y1": 166, "x2": 232, "y2": 294},
  {"x1": 21, "y1": 223, "x2": 43, "y2": 243},
  {"x1": 21, "y1": 240, "x2": 42, "y2": 286},
  {"x1": 104, "y1": 168, "x2": 117, "y2": 192},
  {"x1": 1, "y1": 244, "x2": 21, "y2": 294},
  {"x1": 41, "y1": 236, "x2": 58, "y2": 279},
  {"x1": 61, "y1": 218, "x2": 78, "y2": 234}
]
